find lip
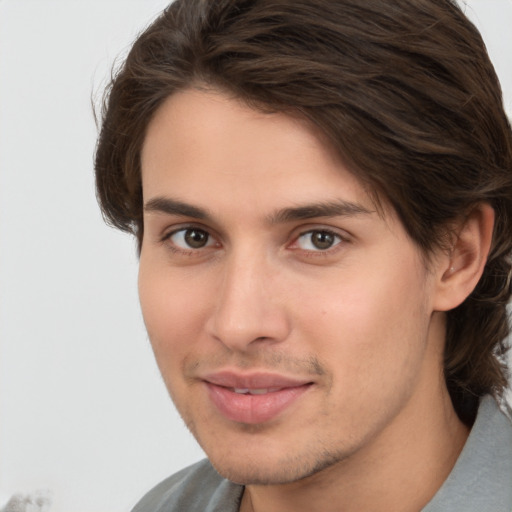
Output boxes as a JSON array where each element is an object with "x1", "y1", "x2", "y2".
[
  {"x1": 203, "y1": 370, "x2": 312, "y2": 389},
  {"x1": 203, "y1": 371, "x2": 313, "y2": 425}
]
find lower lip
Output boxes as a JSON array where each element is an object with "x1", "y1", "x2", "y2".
[{"x1": 205, "y1": 383, "x2": 311, "y2": 425}]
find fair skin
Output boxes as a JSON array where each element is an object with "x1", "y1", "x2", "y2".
[{"x1": 138, "y1": 88, "x2": 494, "y2": 512}]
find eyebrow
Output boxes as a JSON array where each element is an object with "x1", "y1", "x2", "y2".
[
  {"x1": 267, "y1": 200, "x2": 374, "y2": 224},
  {"x1": 144, "y1": 197, "x2": 211, "y2": 219},
  {"x1": 144, "y1": 196, "x2": 374, "y2": 224}
]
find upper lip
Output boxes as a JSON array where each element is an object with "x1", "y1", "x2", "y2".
[{"x1": 202, "y1": 370, "x2": 313, "y2": 389}]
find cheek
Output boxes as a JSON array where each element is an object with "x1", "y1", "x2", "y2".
[
  {"x1": 299, "y1": 261, "x2": 433, "y2": 381},
  {"x1": 137, "y1": 260, "x2": 212, "y2": 364}
]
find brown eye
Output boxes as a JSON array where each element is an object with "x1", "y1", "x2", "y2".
[
  {"x1": 311, "y1": 231, "x2": 335, "y2": 249},
  {"x1": 184, "y1": 229, "x2": 209, "y2": 248},
  {"x1": 296, "y1": 230, "x2": 341, "y2": 251},
  {"x1": 169, "y1": 228, "x2": 214, "y2": 249}
]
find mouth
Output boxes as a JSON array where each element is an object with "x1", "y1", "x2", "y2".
[
  {"x1": 203, "y1": 371, "x2": 314, "y2": 425},
  {"x1": 231, "y1": 387, "x2": 282, "y2": 395}
]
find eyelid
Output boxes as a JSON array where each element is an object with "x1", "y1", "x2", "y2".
[
  {"x1": 160, "y1": 223, "x2": 221, "y2": 252},
  {"x1": 288, "y1": 225, "x2": 351, "y2": 254},
  {"x1": 161, "y1": 221, "x2": 212, "y2": 240},
  {"x1": 157, "y1": 222, "x2": 350, "y2": 257}
]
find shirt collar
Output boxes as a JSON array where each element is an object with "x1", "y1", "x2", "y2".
[{"x1": 423, "y1": 395, "x2": 512, "y2": 511}]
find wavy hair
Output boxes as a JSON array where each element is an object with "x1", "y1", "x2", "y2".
[{"x1": 95, "y1": 0, "x2": 512, "y2": 423}]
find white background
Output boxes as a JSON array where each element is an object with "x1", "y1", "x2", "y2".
[{"x1": 0, "y1": 1, "x2": 511, "y2": 511}]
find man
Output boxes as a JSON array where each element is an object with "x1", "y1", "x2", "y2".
[{"x1": 94, "y1": 0, "x2": 512, "y2": 510}]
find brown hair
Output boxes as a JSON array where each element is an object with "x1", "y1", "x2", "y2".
[{"x1": 95, "y1": 0, "x2": 512, "y2": 423}]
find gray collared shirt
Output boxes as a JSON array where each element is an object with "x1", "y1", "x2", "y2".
[
  {"x1": 133, "y1": 395, "x2": 512, "y2": 512},
  {"x1": 423, "y1": 395, "x2": 512, "y2": 511}
]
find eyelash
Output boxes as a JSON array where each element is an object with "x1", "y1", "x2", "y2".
[
  {"x1": 161, "y1": 225, "x2": 217, "y2": 255},
  {"x1": 160, "y1": 226, "x2": 349, "y2": 257},
  {"x1": 291, "y1": 229, "x2": 346, "y2": 256}
]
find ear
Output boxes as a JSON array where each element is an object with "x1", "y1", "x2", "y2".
[{"x1": 433, "y1": 203, "x2": 495, "y2": 312}]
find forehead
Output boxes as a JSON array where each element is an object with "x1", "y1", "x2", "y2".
[
  {"x1": 142, "y1": 88, "x2": 341, "y2": 176},
  {"x1": 141, "y1": 88, "x2": 383, "y2": 215}
]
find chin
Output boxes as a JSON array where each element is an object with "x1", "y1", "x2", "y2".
[{"x1": 208, "y1": 448, "x2": 346, "y2": 486}]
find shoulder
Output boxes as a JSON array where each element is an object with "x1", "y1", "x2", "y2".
[
  {"x1": 423, "y1": 395, "x2": 512, "y2": 511},
  {"x1": 131, "y1": 459, "x2": 244, "y2": 512}
]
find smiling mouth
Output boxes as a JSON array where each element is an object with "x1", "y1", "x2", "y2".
[{"x1": 204, "y1": 380, "x2": 313, "y2": 424}]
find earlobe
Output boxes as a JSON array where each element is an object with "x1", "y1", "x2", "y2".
[{"x1": 433, "y1": 203, "x2": 495, "y2": 312}]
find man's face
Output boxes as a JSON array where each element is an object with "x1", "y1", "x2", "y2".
[{"x1": 138, "y1": 88, "x2": 445, "y2": 485}]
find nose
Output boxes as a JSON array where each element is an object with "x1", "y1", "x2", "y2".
[{"x1": 205, "y1": 252, "x2": 291, "y2": 352}]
